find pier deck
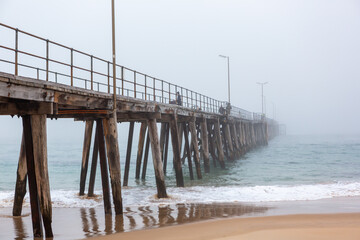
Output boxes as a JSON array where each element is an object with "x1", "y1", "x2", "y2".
[{"x1": 0, "y1": 22, "x2": 278, "y2": 238}]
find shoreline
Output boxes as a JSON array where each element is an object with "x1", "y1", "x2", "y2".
[{"x1": 0, "y1": 196, "x2": 359, "y2": 239}]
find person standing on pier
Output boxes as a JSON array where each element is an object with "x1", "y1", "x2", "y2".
[{"x1": 176, "y1": 91, "x2": 182, "y2": 106}]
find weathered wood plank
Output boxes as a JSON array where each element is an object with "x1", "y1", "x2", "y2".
[
  {"x1": 22, "y1": 115, "x2": 42, "y2": 238},
  {"x1": 123, "y1": 122, "x2": 134, "y2": 186},
  {"x1": 147, "y1": 118, "x2": 168, "y2": 198},
  {"x1": 31, "y1": 114, "x2": 53, "y2": 238},
  {"x1": 103, "y1": 114, "x2": 123, "y2": 215},
  {"x1": 96, "y1": 119, "x2": 112, "y2": 214},
  {"x1": 80, "y1": 120, "x2": 94, "y2": 196},
  {"x1": 13, "y1": 134, "x2": 27, "y2": 217},
  {"x1": 0, "y1": 102, "x2": 53, "y2": 115}
]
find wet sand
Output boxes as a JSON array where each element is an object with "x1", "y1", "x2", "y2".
[
  {"x1": 92, "y1": 213, "x2": 360, "y2": 240},
  {"x1": 0, "y1": 197, "x2": 359, "y2": 239}
]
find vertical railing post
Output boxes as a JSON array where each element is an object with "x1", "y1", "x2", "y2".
[
  {"x1": 46, "y1": 40, "x2": 49, "y2": 81},
  {"x1": 55, "y1": 72, "x2": 58, "y2": 83},
  {"x1": 153, "y1": 78, "x2": 156, "y2": 101},
  {"x1": 37, "y1": 68, "x2": 39, "y2": 80},
  {"x1": 121, "y1": 66, "x2": 124, "y2": 96},
  {"x1": 107, "y1": 62, "x2": 110, "y2": 93},
  {"x1": 168, "y1": 83, "x2": 170, "y2": 103},
  {"x1": 15, "y1": 28, "x2": 18, "y2": 76},
  {"x1": 191, "y1": 91, "x2": 193, "y2": 108},
  {"x1": 161, "y1": 80, "x2": 164, "y2": 103},
  {"x1": 181, "y1": 87, "x2": 183, "y2": 106},
  {"x1": 144, "y1": 75, "x2": 147, "y2": 100},
  {"x1": 134, "y1": 71, "x2": 137, "y2": 98},
  {"x1": 186, "y1": 89, "x2": 189, "y2": 108},
  {"x1": 90, "y1": 55, "x2": 93, "y2": 90},
  {"x1": 199, "y1": 94, "x2": 202, "y2": 110},
  {"x1": 70, "y1": 49, "x2": 73, "y2": 86}
]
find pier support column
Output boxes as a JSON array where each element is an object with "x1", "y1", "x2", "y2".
[
  {"x1": 169, "y1": 114, "x2": 184, "y2": 187},
  {"x1": 103, "y1": 114, "x2": 123, "y2": 215},
  {"x1": 31, "y1": 114, "x2": 53, "y2": 238},
  {"x1": 79, "y1": 120, "x2": 94, "y2": 196},
  {"x1": 22, "y1": 115, "x2": 53, "y2": 238},
  {"x1": 224, "y1": 122, "x2": 235, "y2": 161},
  {"x1": 141, "y1": 132, "x2": 151, "y2": 180},
  {"x1": 136, "y1": 122, "x2": 147, "y2": 179},
  {"x1": 123, "y1": 122, "x2": 134, "y2": 186},
  {"x1": 96, "y1": 119, "x2": 112, "y2": 215},
  {"x1": 147, "y1": 118, "x2": 168, "y2": 198},
  {"x1": 88, "y1": 127, "x2": 99, "y2": 197},
  {"x1": 22, "y1": 115, "x2": 42, "y2": 238},
  {"x1": 214, "y1": 119, "x2": 225, "y2": 169},
  {"x1": 231, "y1": 123, "x2": 240, "y2": 159},
  {"x1": 182, "y1": 122, "x2": 194, "y2": 180},
  {"x1": 163, "y1": 123, "x2": 170, "y2": 174},
  {"x1": 207, "y1": 122, "x2": 218, "y2": 167},
  {"x1": 189, "y1": 118, "x2": 202, "y2": 179},
  {"x1": 13, "y1": 134, "x2": 27, "y2": 217},
  {"x1": 200, "y1": 118, "x2": 210, "y2": 173}
]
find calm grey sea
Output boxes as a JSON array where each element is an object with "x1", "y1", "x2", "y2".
[{"x1": 0, "y1": 132, "x2": 360, "y2": 207}]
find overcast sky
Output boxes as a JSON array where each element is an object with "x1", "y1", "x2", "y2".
[{"x1": 1, "y1": 0, "x2": 360, "y2": 137}]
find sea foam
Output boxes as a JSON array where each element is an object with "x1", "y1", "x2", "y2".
[{"x1": 0, "y1": 181, "x2": 359, "y2": 208}]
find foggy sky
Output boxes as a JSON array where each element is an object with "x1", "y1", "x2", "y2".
[{"x1": 1, "y1": 0, "x2": 360, "y2": 137}]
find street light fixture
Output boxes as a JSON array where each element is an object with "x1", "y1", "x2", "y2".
[
  {"x1": 219, "y1": 55, "x2": 230, "y2": 104},
  {"x1": 111, "y1": 0, "x2": 117, "y2": 110},
  {"x1": 256, "y1": 82, "x2": 268, "y2": 115}
]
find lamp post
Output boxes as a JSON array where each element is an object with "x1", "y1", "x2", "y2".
[
  {"x1": 111, "y1": 0, "x2": 117, "y2": 110},
  {"x1": 256, "y1": 82, "x2": 268, "y2": 115},
  {"x1": 219, "y1": 55, "x2": 230, "y2": 104}
]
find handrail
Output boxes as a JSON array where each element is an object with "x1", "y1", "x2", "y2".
[{"x1": 0, "y1": 22, "x2": 268, "y2": 120}]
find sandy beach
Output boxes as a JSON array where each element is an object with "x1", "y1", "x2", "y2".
[{"x1": 92, "y1": 213, "x2": 360, "y2": 240}]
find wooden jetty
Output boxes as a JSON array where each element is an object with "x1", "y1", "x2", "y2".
[{"x1": 0, "y1": 23, "x2": 279, "y2": 238}]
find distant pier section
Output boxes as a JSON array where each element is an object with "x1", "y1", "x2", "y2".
[{"x1": 0, "y1": 23, "x2": 279, "y2": 238}]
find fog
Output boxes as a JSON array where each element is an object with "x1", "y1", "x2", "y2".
[{"x1": 1, "y1": 0, "x2": 360, "y2": 137}]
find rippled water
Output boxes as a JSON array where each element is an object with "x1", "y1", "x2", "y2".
[{"x1": 1, "y1": 133, "x2": 360, "y2": 207}]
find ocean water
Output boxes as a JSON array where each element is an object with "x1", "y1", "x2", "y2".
[{"x1": 0, "y1": 133, "x2": 360, "y2": 208}]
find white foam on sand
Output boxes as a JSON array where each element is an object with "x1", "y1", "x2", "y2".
[{"x1": 0, "y1": 181, "x2": 359, "y2": 208}]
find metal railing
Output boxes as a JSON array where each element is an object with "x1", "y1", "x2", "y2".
[{"x1": 0, "y1": 22, "x2": 265, "y2": 121}]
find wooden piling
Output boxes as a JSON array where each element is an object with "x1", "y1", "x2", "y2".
[
  {"x1": 79, "y1": 120, "x2": 94, "y2": 196},
  {"x1": 163, "y1": 123, "x2": 170, "y2": 174},
  {"x1": 136, "y1": 122, "x2": 147, "y2": 179},
  {"x1": 13, "y1": 134, "x2": 27, "y2": 216},
  {"x1": 96, "y1": 119, "x2": 112, "y2": 215},
  {"x1": 141, "y1": 132, "x2": 150, "y2": 180},
  {"x1": 224, "y1": 122, "x2": 235, "y2": 161},
  {"x1": 182, "y1": 122, "x2": 194, "y2": 180},
  {"x1": 214, "y1": 119, "x2": 225, "y2": 169},
  {"x1": 103, "y1": 114, "x2": 123, "y2": 215},
  {"x1": 31, "y1": 114, "x2": 53, "y2": 238},
  {"x1": 147, "y1": 118, "x2": 168, "y2": 198},
  {"x1": 123, "y1": 122, "x2": 134, "y2": 186},
  {"x1": 207, "y1": 122, "x2": 218, "y2": 167},
  {"x1": 88, "y1": 127, "x2": 99, "y2": 197},
  {"x1": 200, "y1": 118, "x2": 210, "y2": 173},
  {"x1": 189, "y1": 119, "x2": 202, "y2": 179},
  {"x1": 231, "y1": 122, "x2": 241, "y2": 158},
  {"x1": 169, "y1": 114, "x2": 184, "y2": 187},
  {"x1": 22, "y1": 116, "x2": 42, "y2": 238}
]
